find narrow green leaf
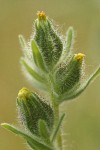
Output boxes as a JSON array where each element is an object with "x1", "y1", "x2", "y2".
[
  {"x1": 38, "y1": 119, "x2": 50, "y2": 143},
  {"x1": 55, "y1": 27, "x2": 74, "y2": 68},
  {"x1": 1, "y1": 123, "x2": 53, "y2": 150},
  {"x1": 31, "y1": 40, "x2": 46, "y2": 71},
  {"x1": 65, "y1": 27, "x2": 74, "y2": 53},
  {"x1": 60, "y1": 66, "x2": 100, "y2": 101},
  {"x1": 51, "y1": 113, "x2": 65, "y2": 142},
  {"x1": 21, "y1": 59, "x2": 45, "y2": 83},
  {"x1": 19, "y1": 35, "x2": 26, "y2": 49}
]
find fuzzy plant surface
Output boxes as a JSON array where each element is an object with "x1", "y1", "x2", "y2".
[{"x1": 1, "y1": 11, "x2": 100, "y2": 150}]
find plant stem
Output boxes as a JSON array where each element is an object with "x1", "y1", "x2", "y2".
[
  {"x1": 50, "y1": 92, "x2": 63, "y2": 150},
  {"x1": 48, "y1": 72, "x2": 63, "y2": 150}
]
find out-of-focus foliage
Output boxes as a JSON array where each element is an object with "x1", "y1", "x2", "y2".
[{"x1": 0, "y1": 0, "x2": 100, "y2": 150}]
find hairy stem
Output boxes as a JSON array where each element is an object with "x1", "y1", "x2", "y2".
[
  {"x1": 48, "y1": 72, "x2": 63, "y2": 150},
  {"x1": 51, "y1": 94, "x2": 63, "y2": 150}
]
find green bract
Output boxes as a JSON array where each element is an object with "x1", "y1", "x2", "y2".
[{"x1": 1, "y1": 11, "x2": 100, "y2": 150}]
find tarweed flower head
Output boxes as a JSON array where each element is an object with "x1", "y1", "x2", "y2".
[{"x1": 17, "y1": 87, "x2": 54, "y2": 135}]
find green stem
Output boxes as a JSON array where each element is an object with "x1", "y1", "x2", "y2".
[
  {"x1": 50, "y1": 92, "x2": 63, "y2": 150},
  {"x1": 51, "y1": 113, "x2": 65, "y2": 143},
  {"x1": 48, "y1": 72, "x2": 63, "y2": 150}
]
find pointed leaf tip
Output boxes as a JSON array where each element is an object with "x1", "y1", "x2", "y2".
[
  {"x1": 21, "y1": 59, "x2": 45, "y2": 83},
  {"x1": 19, "y1": 34, "x2": 26, "y2": 49},
  {"x1": 66, "y1": 26, "x2": 74, "y2": 52},
  {"x1": 31, "y1": 40, "x2": 46, "y2": 71}
]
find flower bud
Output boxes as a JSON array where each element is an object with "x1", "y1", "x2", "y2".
[
  {"x1": 55, "y1": 53, "x2": 85, "y2": 96},
  {"x1": 34, "y1": 11, "x2": 63, "y2": 70},
  {"x1": 17, "y1": 88, "x2": 54, "y2": 136},
  {"x1": 74, "y1": 53, "x2": 85, "y2": 61}
]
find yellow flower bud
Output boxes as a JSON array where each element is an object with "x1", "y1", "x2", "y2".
[
  {"x1": 74, "y1": 53, "x2": 85, "y2": 61},
  {"x1": 18, "y1": 87, "x2": 31, "y2": 100},
  {"x1": 37, "y1": 11, "x2": 46, "y2": 20}
]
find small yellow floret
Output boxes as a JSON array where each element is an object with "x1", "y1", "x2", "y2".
[
  {"x1": 18, "y1": 87, "x2": 31, "y2": 100},
  {"x1": 37, "y1": 11, "x2": 46, "y2": 20},
  {"x1": 74, "y1": 53, "x2": 85, "y2": 61}
]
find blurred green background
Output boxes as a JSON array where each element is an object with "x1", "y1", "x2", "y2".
[{"x1": 0, "y1": 0, "x2": 100, "y2": 150}]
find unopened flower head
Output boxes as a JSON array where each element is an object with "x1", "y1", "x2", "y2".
[
  {"x1": 74, "y1": 53, "x2": 85, "y2": 61},
  {"x1": 18, "y1": 87, "x2": 31, "y2": 100},
  {"x1": 17, "y1": 87, "x2": 54, "y2": 135},
  {"x1": 37, "y1": 11, "x2": 46, "y2": 20}
]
